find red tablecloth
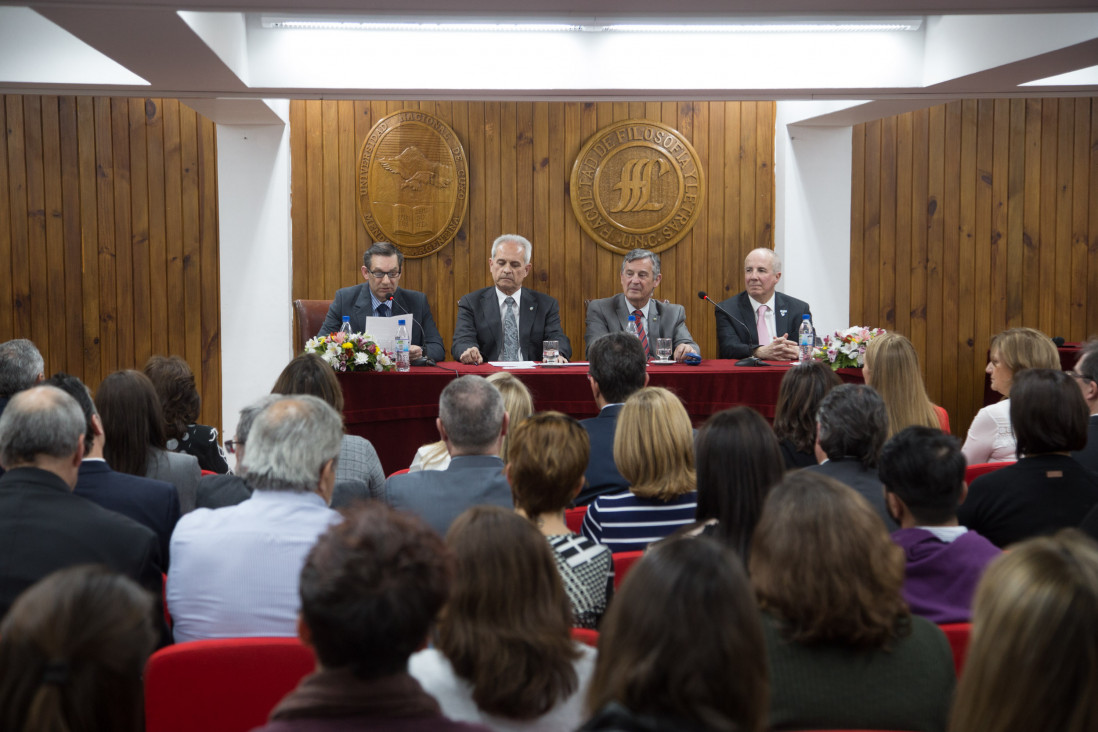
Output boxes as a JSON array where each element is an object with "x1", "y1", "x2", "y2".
[{"x1": 339, "y1": 361, "x2": 864, "y2": 475}]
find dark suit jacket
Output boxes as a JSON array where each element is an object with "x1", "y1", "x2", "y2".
[
  {"x1": 1072, "y1": 414, "x2": 1098, "y2": 473},
  {"x1": 451, "y1": 287, "x2": 571, "y2": 361},
  {"x1": 383, "y1": 455, "x2": 513, "y2": 537},
  {"x1": 715, "y1": 291, "x2": 812, "y2": 360},
  {"x1": 318, "y1": 285, "x2": 446, "y2": 363},
  {"x1": 584, "y1": 294, "x2": 698, "y2": 357},
  {"x1": 75, "y1": 460, "x2": 180, "y2": 569},
  {"x1": 806, "y1": 458, "x2": 898, "y2": 532},
  {"x1": 576, "y1": 404, "x2": 630, "y2": 506}
]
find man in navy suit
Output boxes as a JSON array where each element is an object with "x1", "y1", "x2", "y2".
[
  {"x1": 318, "y1": 241, "x2": 446, "y2": 363},
  {"x1": 716, "y1": 248, "x2": 811, "y2": 361},
  {"x1": 452, "y1": 234, "x2": 571, "y2": 364}
]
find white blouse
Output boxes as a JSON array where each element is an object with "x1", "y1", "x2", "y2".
[{"x1": 961, "y1": 399, "x2": 1016, "y2": 464}]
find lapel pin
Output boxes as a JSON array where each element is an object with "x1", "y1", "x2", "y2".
[{"x1": 780, "y1": 309, "x2": 788, "y2": 317}]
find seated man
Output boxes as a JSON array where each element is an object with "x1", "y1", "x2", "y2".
[
  {"x1": 318, "y1": 241, "x2": 446, "y2": 363},
  {"x1": 254, "y1": 503, "x2": 489, "y2": 732},
  {"x1": 167, "y1": 395, "x2": 342, "y2": 642},
  {"x1": 385, "y1": 376, "x2": 512, "y2": 536},
  {"x1": 452, "y1": 234, "x2": 570, "y2": 363},
  {"x1": 879, "y1": 426, "x2": 1001, "y2": 624},
  {"x1": 716, "y1": 248, "x2": 810, "y2": 361},
  {"x1": 585, "y1": 248, "x2": 698, "y2": 361},
  {"x1": 193, "y1": 395, "x2": 281, "y2": 510},
  {"x1": 0, "y1": 338, "x2": 44, "y2": 417}
]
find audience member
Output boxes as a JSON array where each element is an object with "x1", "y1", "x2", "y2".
[
  {"x1": 949, "y1": 530, "x2": 1098, "y2": 732},
  {"x1": 1069, "y1": 339, "x2": 1098, "y2": 472},
  {"x1": 581, "y1": 387, "x2": 698, "y2": 552},
  {"x1": 0, "y1": 566, "x2": 158, "y2": 732},
  {"x1": 255, "y1": 503, "x2": 489, "y2": 732},
  {"x1": 194, "y1": 395, "x2": 280, "y2": 510},
  {"x1": 168, "y1": 395, "x2": 342, "y2": 642},
  {"x1": 962, "y1": 327, "x2": 1060, "y2": 464},
  {"x1": 772, "y1": 360, "x2": 840, "y2": 469},
  {"x1": 95, "y1": 369, "x2": 201, "y2": 514},
  {"x1": 409, "y1": 506, "x2": 595, "y2": 731},
  {"x1": 0, "y1": 338, "x2": 44, "y2": 417},
  {"x1": 879, "y1": 426, "x2": 1001, "y2": 623},
  {"x1": 386, "y1": 376, "x2": 513, "y2": 537},
  {"x1": 580, "y1": 538, "x2": 768, "y2": 732},
  {"x1": 575, "y1": 332, "x2": 648, "y2": 506},
  {"x1": 507, "y1": 411, "x2": 611, "y2": 629},
  {"x1": 144, "y1": 354, "x2": 230, "y2": 473},
  {"x1": 272, "y1": 353, "x2": 384, "y2": 507},
  {"x1": 48, "y1": 372, "x2": 180, "y2": 568},
  {"x1": 864, "y1": 332, "x2": 950, "y2": 435},
  {"x1": 750, "y1": 471, "x2": 955, "y2": 732},
  {"x1": 806, "y1": 383, "x2": 896, "y2": 530},
  {"x1": 958, "y1": 369, "x2": 1098, "y2": 548}
]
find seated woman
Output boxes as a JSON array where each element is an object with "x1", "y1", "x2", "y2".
[
  {"x1": 864, "y1": 332, "x2": 950, "y2": 435},
  {"x1": 144, "y1": 354, "x2": 230, "y2": 473},
  {"x1": 950, "y1": 530, "x2": 1098, "y2": 732},
  {"x1": 962, "y1": 327, "x2": 1060, "y2": 464},
  {"x1": 271, "y1": 353, "x2": 384, "y2": 506},
  {"x1": 0, "y1": 565, "x2": 158, "y2": 732},
  {"x1": 580, "y1": 538, "x2": 768, "y2": 732},
  {"x1": 507, "y1": 411, "x2": 612, "y2": 629},
  {"x1": 750, "y1": 471, "x2": 955, "y2": 732},
  {"x1": 581, "y1": 387, "x2": 698, "y2": 553},
  {"x1": 958, "y1": 369, "x2": 1098, "y2": 548},
  {"x1": 409, "y1": 505, "x2": 595, "y2": 731},
  {"x1": 772, "y1": 360, "x2": 841, "y2": 469}
]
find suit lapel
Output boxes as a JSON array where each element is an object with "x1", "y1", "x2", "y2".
[
  {"x1": 737, "y1": 293, "x2": 759, "y2": 342},
  {"x1": 352, "y1": 284, "x2": 374, "y2": 331},
  {"x1": 773, "y1": 294, "x2": 791, "y2": 338},
  {"x1": 518, "y1": 290, "x2": 537, "y2": 353},
  {"x1": 648, "y1": 299, "x2": 663, "y2": 338},
  {"x1": 614, "y1": 294, "x2": 633, "y2": 331},
  {"x1": 483, "y1": 288, "x2": 503, "y2": 358}
]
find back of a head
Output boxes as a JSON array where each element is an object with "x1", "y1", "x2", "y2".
[
  {"x1": 43, "y1": 373, "x2": 97, "y2": 454},
  {"x1": 0, "y1": 565, "x2": 157, "y2": 732},
  {"x1": 143, "y1": 355, "x2": 201, "y2": 442},
  {"x1": 865, "y1": 333, "x2": 939, "y2": 437},
  {"x1": 772, "y1": 360, "x2": 841, "y2": 455},
  {"x1": 613, "y1": 387, "x2": 695, "y2": 501},
  {"x1": 587, "y1": 538, "x2": 768, "y2": 732},
  {"x1": 95, "y1": 370, "x2": 166, "y2": 476},
  {"x1": 439, "y1": 376, "x2": 505, "y2": 454},
  {"x1": 587, "y1": 332, "x2": 647, "y2": 404},
  {"x1": 750, "y1": 471, "x2": 907, "y2": 649},
  {"x1": 244, "y1": 395, "x2": 344, "y2": 493},
  {"x1": 271, "y1": 353, "x2": 345, "y2": 413},
  {"x1": 990, "y1": 327, "x2": 1060, "y2": 374},
  {"x1": 439, "y1": 505, "x2": 578, "y2": 720},
  {"x1": 299, "y1": 502, "x2": 451, "y2": 679},
  {"x1": 507, "y1": 411, "x2": 590, "y2": 517},
  {"x1": 0, "y1": 339, "x2": 44, "y2": 398},
  {"x1": 485, "y1": 371, "x2": 534, "y2": 460},
  {"x1": 1077, "y1": 340, "x2": 1098, "y2": 384},
  {"x1": 879, "y1": 426, "x2": 965, "y2": 525},
  {"x1": 0, "y1": 386, "x2": 86, "y2": 471},
  {"x1": 232, "y1": 395, "x2": 282, "y2": 474},
  {"x1": 1009, "y1": 368, "x2": 1089, "y2": 457},
  {"x1": 816, "y1": 383, "x2": 888, "y2": 469},
  {"x1": 950, "y1": 530, "x2": 1098, "y2": 732}
]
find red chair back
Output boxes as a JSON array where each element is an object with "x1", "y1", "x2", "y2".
[
  {"x1": 388, "y1": 468, "x2": 411, "y2": 478},
  {"x1": 565, "y1": 505, "x2": 588, "y2": 534},
  {"x1": 571, "y1": 627, "x2": 599, "y2": 648},
  {"x1": 145, "y1": 637, "x2": 316, "y2": 732},
  {"x1": 939, "y1": 622, "x2": 972, "y2": 676},
  {"x1": 612, "y1": 550, "x2": 645, "y2": 590},
  {"x1": 964, "y1": 461, "x2": 1014, "y2": 484}
]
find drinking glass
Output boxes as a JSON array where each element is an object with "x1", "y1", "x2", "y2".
[
  {"x1": 656, "y1": 338, "x2": 673, "y2": 361},
  {"x1": 542, "y1": 340, "x2": 559, "y2": 363}
]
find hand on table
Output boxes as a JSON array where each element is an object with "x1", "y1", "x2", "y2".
[
  {"x1": 673, "y1": 344, "x2": 698, "y2": 362},
  {"x1": 459, "y1": 347, "x2": 484, "y2": 365},
  {"x1": 756, "y1": 335, "x2": 799, "y2": 361}
]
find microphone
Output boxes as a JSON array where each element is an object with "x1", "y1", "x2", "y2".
[
  {"x1": 388, "y1": 296, "x2": 437, "y2": 367},
  {"x1": 697, "y1": 291, "x2": 763, "y2": 367}
]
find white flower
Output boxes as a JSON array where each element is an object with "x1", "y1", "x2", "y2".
[
  {"x1": 305, "y1": 337, "x2": 320, "y2": 350},
  {"x1": 377, "y1": 353, "x2": 392, "y2": 366},
  {"x1": 321, "y1": 350, "x2": 337, "y2": 366},
  {"x1": 354, "y1": 351, "x2": 370, "y2": 365}
]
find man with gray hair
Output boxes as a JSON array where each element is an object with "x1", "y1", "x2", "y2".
[
  {"x1": 0, "y1": 338, "x2": 45, "y2": 417},
  {"x1": 452, "y1": 234, "x2": 571, "y2": 364},
  {"x1": 0, "y1": 385, "x2": 162, "y2": 621},
  {"x1": 384, "y1": 375, "x2": 512, "y2": 535},
  {"x1": 193, "y1": 394, "x2": 282, "y2": 510},
  {"x1": 167, "y1": 394, "x2": 343, "y2": 642},
  {"x1": 716, "y1": 248, "x2": 811, "y2": 360},
  {"x1": 584, "y1": 248, "x2": 699, "y2": 361}
]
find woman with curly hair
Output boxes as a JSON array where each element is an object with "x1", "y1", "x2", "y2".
[
  {"x1": 772, "y1": 360, "x2": 841, "y2": 469},
  {"x1": 144, "y1": 355, "x2": 230, "y2": 473}
]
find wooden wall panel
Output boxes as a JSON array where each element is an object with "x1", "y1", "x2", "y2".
[
  {"x1": 0, "y1": 95, "x2": 222, "y2": 431},
  {"x1": 852, "y1": 97, "x2": 1098, "y2": 438},
  {"x1": 289, "y1": 100, "x2": 777, "y2": 360}
]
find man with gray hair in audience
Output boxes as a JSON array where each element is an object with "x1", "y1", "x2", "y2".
[
  {"x1": 194, "y1": 394, "x2": 281, "y2": 510},
  {"x1": 167, "y1": 394, "x2": 343, "y2": 642},
  {"x1": 385, "y1": 375, "x2": 512, "y2": 536},
  {"x1": 0, "y1": 338, "x2": 45, "y2": 418}
]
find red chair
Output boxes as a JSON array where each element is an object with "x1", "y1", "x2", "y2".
[
  {"x1": 939, "y1": 622, "x2": 972, "y2": 676},
  {"x1": 145, "y1": 637, "x2": 316, "y2": 732},
  {"x1": 571, "y1": 627, "x2": 599, "y2": 648},
  {"x1": 565, "y1": 505, "x2": 588, "y2": 534},
  {"x1": 612, "y1": 550, "x2": 644, "y2": 590},
  {"x1": 387, "y1": 468, "x2": 410, "y2": 479},
  {"x1": 964, "y1": 461, "x2": 1014, "y2": 484}
]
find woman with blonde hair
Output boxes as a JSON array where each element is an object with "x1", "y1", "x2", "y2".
[
  {"x1": 949, "y1": 530, "x2": 1098, "y2": 732},
  {"x1": 581, "y1": 386, "x2": 697, "y2": 552},
  {"x1": 864, "y1": 332, "x2": 949, "y2": 436},
  {"x1": 962, "y1": 327, "x2": 1060, "y2": 464}
]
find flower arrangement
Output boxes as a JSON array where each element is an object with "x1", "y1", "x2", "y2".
[
  {"x1": 814, "y1": 326, "x2": 886, "y2": 370},
  {"x1": 304, "y1": 331, "x2": 395, "y2": 373}
]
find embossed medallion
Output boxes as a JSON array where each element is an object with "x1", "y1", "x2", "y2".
[
  {"x1": 570, "y1": 119, "x2": 704, "y2": 255},
  {"x1": 357, "y1": 110, "x2": 469, "y2": 257}
]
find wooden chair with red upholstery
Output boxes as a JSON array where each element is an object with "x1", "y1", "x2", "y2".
[
  {"x1": 292, "y1": 299, "x2": 334, "y2": 353},
  {"x1": 565, "y1": 505, "x2": 588, "y2": 534},
  {"x1": 571, "y1": 627, "x2": 599, "y2": 648},
  {"x1": 964, "y1": 461, "x2": 1014, "y2": 484},
  {"x1": 938, "y1": 622, "x2": 972, "y2": 676},
  {"x1": 612, "y1": 550, "x2": 644, "y2": 590}
]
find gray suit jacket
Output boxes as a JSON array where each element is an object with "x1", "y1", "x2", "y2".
[
  {"x1": 318, "y1": 285, "x2": 446, "y2": 363},
  {"x1": 806, "y1": 458, "x2": 898, "y2": 532},
  {"x1": 584, "y1": 294, "x2": 698, "y2": 357},
  {"x1": 716, "y1": 291, "x2": 812, "y2": 360},
  {"x1": 383, "y1": 455, "x2": 513, "y2": 537},
  {"x1": 147, "y1": 448, "x2": 201, "y2": 515},
  {"x1": 451, "y1": 287, "x2": 571, "y2": 361}
]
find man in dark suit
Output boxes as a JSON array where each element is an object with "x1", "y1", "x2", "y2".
[
  {"x1": 452, "y1": 234, "x2": 571, "y2": 363},
  {"x1": 0, "y1": 385, "x2": 163, "y2": 623},
  {"x1": 1070, "y1": 340, "x2": 1098, "y2": 472},
  {"x1": 716, "y1": 248, "x2": 811, "y2": 360},
  {"x1": 384, "y1": 376, "x2": 512, "y2": 536},
  {"x1": 584, "y1": 248, "x2": 699, "y2": 361},
  {"x1": 575, "y1": 332, "x2": 649, "y2": 506},
  {"x1": 318, "y1": 241, "x2": 446, "y2": 363}
]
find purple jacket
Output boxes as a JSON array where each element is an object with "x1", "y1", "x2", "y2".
[{"x1": 892, "y1": 528, "x2": 1001, "y2": 624}]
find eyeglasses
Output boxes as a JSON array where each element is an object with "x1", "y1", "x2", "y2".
[
  {"x1": 225, "y1": 439, "x2": 242, "y2": 454},
  {"x1": 1068, "y1": 370, "x2": 1094, "y2": 384},
  {"x1": 368, "y1": 270, "x2": 401, "y2": 280}
]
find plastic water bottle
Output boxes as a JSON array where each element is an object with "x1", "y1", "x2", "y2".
[
  {"x1": 798, "y1": 314, "x2": 814, "y2": 363},
  {"x1": 625, "y1": 314, "x2": 639, "y2": 339},
  {"x1": 338, "y1": 315, "x2": 353, "y2": 339},
  {"x1": 395, "y1": 319, "x2": 411, "y2": 372}
]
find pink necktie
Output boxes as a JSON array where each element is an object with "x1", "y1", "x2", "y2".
[{"x1": 757, "y1": 305, "x2": 771, "y2": 346}]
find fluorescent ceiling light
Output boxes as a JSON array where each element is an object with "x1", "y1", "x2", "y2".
[
  {"x1": 603, "y1": 21, "x2": 922, "y2": 32},
  {"x1": 261, "y1": 17, "x2": 922, "y2": 33},
  {"x1": 264, "y1": 19, "x2": 581, "y2": 32}
]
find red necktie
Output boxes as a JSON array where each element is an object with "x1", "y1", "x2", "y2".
[{"x1": 633, "y1": 310, "x2": 649, "y2": 357}]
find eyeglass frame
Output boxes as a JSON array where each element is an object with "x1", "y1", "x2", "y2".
[{"x1": 367, "y1": 270, "x2": 402, "y2": 281}]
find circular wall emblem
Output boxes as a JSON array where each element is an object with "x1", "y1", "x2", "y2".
[
  {"x1": 570, "y1": 119, "x2": 705, "y2": 255},
  {"x1": 357, "y1": 111, "x2": 469, "y2": 258}
]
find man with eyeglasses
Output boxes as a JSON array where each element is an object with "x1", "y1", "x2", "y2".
[
  {"x1": 318, "y1": 241, "x2": 447, "y2": 363},
  {"x1": 1070, "y1": 340, "x2": 1098, "y2": 472}
]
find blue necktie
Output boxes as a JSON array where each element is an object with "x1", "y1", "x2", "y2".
[{"x1": 376, "y1": 303, "x2": 390, "y2": 318}]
